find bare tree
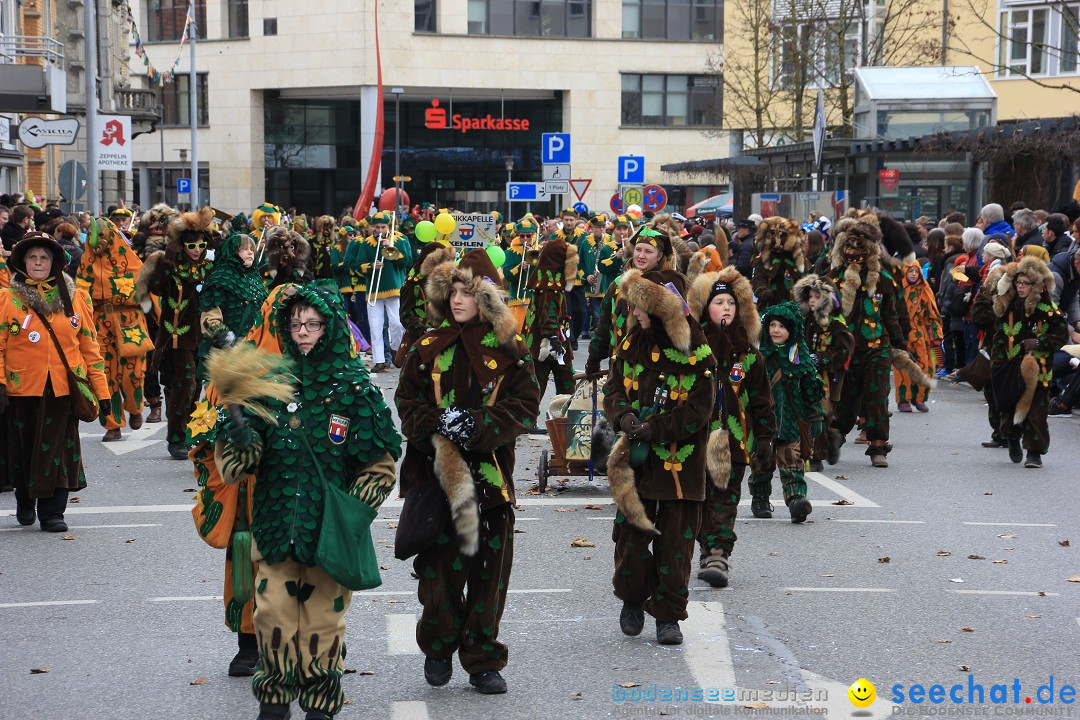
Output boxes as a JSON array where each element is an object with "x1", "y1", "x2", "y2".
[{"x1": 948, "y1": 0, "x2": 1080, "y2": 95}]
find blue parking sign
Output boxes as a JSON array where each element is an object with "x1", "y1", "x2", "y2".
[
  {"x1": 617, "y1": 156, "x2": 645, "y2": 184},
  {"x1": 542, "y1": 133, "x2": 571, "y2": 164},
  {"x1": 177, "y1": 177, "x2": 192, "y2": 194}
]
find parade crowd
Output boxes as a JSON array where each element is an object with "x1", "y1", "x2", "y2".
[{"x1": 1, "y1": 191, "x2": 1078, "y2": 720}]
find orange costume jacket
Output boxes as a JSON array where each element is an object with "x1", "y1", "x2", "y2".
[{"x1": 0, "y1": 276, "x2": 110, "y2": 399}]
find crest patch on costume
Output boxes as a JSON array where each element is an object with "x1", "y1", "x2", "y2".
[
  {"x1": 70, "y1": 314, "x2": 80, "y2": 329},
  {"x1": 729, "y1": 362, "x2": 744, "y2": 384},
  {"x1": 328, "y1": 414, "x2": 350, "y2": 444}
]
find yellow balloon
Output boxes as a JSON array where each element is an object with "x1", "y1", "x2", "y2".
[{"x1": 434, "y1": 213, "x2": 457, "y2": 235}]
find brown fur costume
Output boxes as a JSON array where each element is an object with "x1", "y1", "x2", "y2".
[
  {"x1": 992, "y1": 256, "x2": 1057, "y2": 424},
  {"x1": 792, "y1": 273, "x2": 838, "y2": 327},
  {"x1": 688, "y1": 267, "x2": 760, "y2": 491},
  {"x1": 137, "y1": 206, "x2": 214, "y2": 312},
  {"x1": 829, "y1": 218, "x2": 884, "y2": 319},
  {"x1": 755, "y1": 217, "x2": 806, "y2": 273},
  {"x1": 135, "y1": 203, "x2": 179, "y2": 257},
  {"x1": 262, "y1": 225, "x2": 312, "y2": 282}
]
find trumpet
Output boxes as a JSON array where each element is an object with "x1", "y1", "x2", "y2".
[{"x1": 367, "y1": 211, "x2": 403, "y2": 306}]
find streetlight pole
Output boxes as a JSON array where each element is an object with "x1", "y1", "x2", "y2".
[
  {"x1": 84, "y1": 0, "x2": 99, "y2": 214},
  {"x1": 505, "y1": 155, "x2": 514, "y2": 224},
  {"x1": 391, "y1": 87, "x2": 404, "y2": 217}
]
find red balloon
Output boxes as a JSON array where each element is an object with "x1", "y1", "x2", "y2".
[{"x1": 377, "y1": 188, "x2": 410, "y2": 211}]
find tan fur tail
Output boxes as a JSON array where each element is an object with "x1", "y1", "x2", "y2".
[
  {"x1": 431, "y1": 434, "x2": 480, "y2": 556},
  {"x1": 1013, "y1": 354, "x2": 1040, "y2": 425},
  {"x1": 606, "y1": 433, "x2": 659, "y2": 535},
  {"x1": 137, "y1": 250, "x2": 162, "y2": 313},
  {"x1": 206, "y1": 345, "x2": 297, "y2": 424},
  {"x1": 706, "y1": 428, "x2": 731, "y2": 490},
  {"x1": 891, "y1": 348, "x2": 937, "y2": 389}
]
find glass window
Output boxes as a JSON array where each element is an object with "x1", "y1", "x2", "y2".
[
  {"x1": 623, "y1": 0, "x2": 720, "y2": 40},
  {"x1": 415, "y1": 0, "x2": 437, "y2": 32},
  {"x1": 468, "y1": 0, "x2": 487, "y2": 34},
  {"x1": 1062, "y1": 6, "x2": 1079, "y2": 73},
  {"x1": 148, "y1": 0, "x2": 206, "y2": 42},
  {"x1": 228, "y1": 0, "x2": 248, "y2": 38},
  {"x1": 541, "y1": 0, "x2": 567, "y2": 36},
  {"x1": 161, "y1": 73, "x2": 209, "y2": 127},
  {"x1": 263, "y1": 17, "x2": 277, "y2": 36},
  {"x1": 621, "y1": 73, "x2": 720, "y2": 127}
]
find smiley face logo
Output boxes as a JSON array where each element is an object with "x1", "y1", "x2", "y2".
[{"x1": 848, "y1": 678, "x2": 876, "y2": 708}]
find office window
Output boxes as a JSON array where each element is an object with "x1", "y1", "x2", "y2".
[
  {"x1": 147, "y1": 0, "x2": 206, "y2": 42},
  {"x1": 263, "y1": 17, "x2": 278, "y2": 36},
  {"x1": 416, "y1": 0, "x2": 437, "y2": 32},
  {"x1": 470, "y1": 0, "x2": 592, "y2": 37},
  {"x1": 228, "y1": 0, "x2": 248, "y2": 38},
  {"x1": 621, "y1": 73, "x2": 720, "y2": 126},
  {"x1": 162, "y1": 73, "x2": 209, "y2": 127},
  {"x1": 622, "y1": 0, "x2": 721, "y2": 40}
]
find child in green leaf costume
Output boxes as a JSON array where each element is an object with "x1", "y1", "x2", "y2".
[
  {"x1": 603, "y1": 268, "x2": 716, "y2": 646},
  {"x1": 396, "y1": 248, "x2": 540, "y2": 695},
  {"x1": 137, "y1": 206, "x2": 214, "y2": 460},
  {"x1": 750, "y1": 301, "x2": 826, "y2": 523},
  {"x1": 214, "y1": 284, "x2": 401, "y2": 720},
  {"x1": 688, "y1": 267, "x2": 776, "y2": 588}
]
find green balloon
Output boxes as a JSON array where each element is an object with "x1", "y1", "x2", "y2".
[
  {"x1": 486, "y1": 244, "x2": 506, "y2": 267},
  {"x1": 415, "y1": 220, "x2": 437, "y2": 243}
]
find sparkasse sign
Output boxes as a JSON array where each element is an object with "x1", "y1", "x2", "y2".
[{"x1": 424, "y1": 99, "x2": 531, "y2": 134}]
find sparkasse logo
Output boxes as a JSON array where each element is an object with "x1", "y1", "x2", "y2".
[{"x1": 423, "y1": 99, "x2": 531, "y2": 134}]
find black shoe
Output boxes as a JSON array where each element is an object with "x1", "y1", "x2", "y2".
[
  {"x1": 750, "y1": 498, "x2": 773, "y2": 519},
  {"x1": 1024, "y1": 452, "x2": 1042, "y2": 469},
  {"x1": 229, "y1": 633, "x2": 259, "y2": 677},
  {"x1": 469, "y1": 670, "x2": 508, "y2": 694},
  {"x1": 581, "y1": 331, "x2": 591, "y2": 339},
  {"x1": 981, "y1": 439, "x2": 1008, "y2": 448},
  {"x1": 1048, "y1": 402, "x2": 1072, "y2": 417},
  {"x1": 168, "y1": 442, "x2": 190, "y2": 460},
  {"x1": 16, "y1": 506, "x2": 35, "y2": 526},
  {"x1": 256, "y1": 704, "x2": 291, "y2": 720},
  {"x1": 424, "y1": 657, "x2": 453, "y2": 687},
  {"x1": 41, "y1": 518, "x2": 68, "y2": 533},
  {"x1": 789, "y1": 497, "x2": 813, "y2": 524},
  {"x1": 1008, "y1": 438, "x2": 1023, "y2": 464},
  {"x1": 304, "y1": 711, "x2": 332, "y2": 720},
  {"x1": 619, "y1": 602, "x2": 645, "y2": 636},
  {"x1": 826, "y1": 430, "x2": 843, "y2": 465},
  {"x1": 656, "y1": 621, "x2": 683, "y2": 645}
]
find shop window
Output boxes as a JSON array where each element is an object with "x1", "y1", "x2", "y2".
[
  {"x1": 997, "y1": 5, "x2": 1080, "y2": 76},
  {"x1": 147, "y1": 0, "x2": 206, "y2": 42},
  {"x1": 621, "y1": 73, "x2": 720, "y2": 127},
  {"x1": 622, "y1": 0, "x2": 720, "y2": 41},
  {"x1": 228, "y1": 0, "x2": 248, "y2": 38},
  {"x1": 162, "y1": 73, "x2": 209, "y2": 127},
  {"x1": 469, "y1": 0, "x2": 592, "y2": 37},
  {"x1": 416, "y1": 0, "x2": 437, "y2": 32}
]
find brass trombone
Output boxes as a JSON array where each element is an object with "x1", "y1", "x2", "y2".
[
  {"x1": 517, "y1": 235, "x2": 541, "y2": 300},
  {"x1": 367, "y1": 211, "x2": 404, "y2": 306}
]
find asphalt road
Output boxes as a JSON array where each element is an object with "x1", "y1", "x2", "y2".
[{"x1": 2, "y1": 358, "x2": 1078, "y2": 720}]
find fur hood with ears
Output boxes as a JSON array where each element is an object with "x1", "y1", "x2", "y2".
[
  {"x1": 424, "y1": 250, "x2": 518, "y2": 354},
  {"x1": 993, "y1": 255, "x2": 1056, "y2": 318},
  {"x1": 877, "y1": 212, "x2": 917, "y2": 264},
  {"x1": 829, "y1": 218, "x2": 884, "y2": 318},
  {"x1": 531, "y1": 237, "x2": 579, "y2": 292},
  {"x1": 793, "y1": 273, "x2": 839, "y2": 326},
  {"x1": 755, "y1": 217, "x2": 806, "y2": 272},
  {"x1": 314, "y1": 215, "x2": 336, "y2": 237},
  {"x1": 166, "y1": 206, "x2": 215, "y2": 247},
  {"x1": 263, "y1": 225, "x2": 312, "y2": 282},
  {"x1": 619, "y1": 268, "x2": 692, "y2": 353},
  {"x1": 416, "y1": 243, "x2": 456, "y2": 277},
  {"x1": 688, "y1": 267, "x2": 761, "y2": 348}
]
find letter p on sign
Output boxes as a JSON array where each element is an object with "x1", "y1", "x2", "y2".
[{"x1": 618, "y1": 156, "x2": 645, "y2": 184}]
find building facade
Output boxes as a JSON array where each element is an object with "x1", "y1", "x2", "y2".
[{"x1": 126, "y1": 0, "x2": 729, "y2": 217}]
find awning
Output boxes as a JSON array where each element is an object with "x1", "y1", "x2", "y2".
[{"x1": 687, "y1": 193, "x2": 733, "y2": 217}]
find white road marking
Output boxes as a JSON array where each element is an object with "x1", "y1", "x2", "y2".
[
  {"x1": 0, "y1": 523, "x2": 163, "y2": 532},
  {"x1": 507, "y1": 588, "x2": 572, "y2": 594},
  {"x1": 148, "y1": 596, "x2": 223, "y2": 602},
  {"x1": 950, "y1": 590, "x2": 1061, "y2": 597},
  {"x1": 962, "y1": 522, "x2": 1058, "y2": 527},
  {"x1": 828, "y1": 518, "x2": 926, "y2": 524},
  {"x1": 805, "y1": 471, "x2": 880, "y2": 507},
  {"x1": 782, "y1": 587, "x2": 896, "y2": 593},
  {"x1": 391, "y1": 701, "x2": 430, "y2": 720},
  {"x1": 682, "y1": 600, "x2": 735, "y2": 700},
  {"x1": 387, "y1": 613, "x2": 419, "y2": 655},
  {"x1": 80, "y1": 422, "x2": 168, "y2": 455},
  {"x1": 0, "y1": 600, "x2": 99, "y2": 608},
  {"x1": 65, "y1": 504, "x2": 192, "y2": 515},
  {"x1": 356, "y1": 588, "x2": 571, "y2": 597}
]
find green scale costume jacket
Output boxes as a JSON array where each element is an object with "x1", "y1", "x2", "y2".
[
  {"x1": 604, "y1": 324, "x2": 717, "y2": 502},
  {"x1": 216, "y1": 284, "x2": 402, "y2": 566}
]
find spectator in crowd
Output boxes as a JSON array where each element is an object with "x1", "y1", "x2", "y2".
[
  {"x1": 1044, "y1": 214, "x2": 1072, "y2": 256},
  {"x1": 1, "y1": 204, "x2": 34, "y2": 250},
  {"x1": 977, "y1": 203, "x2": 1014, "y2": 239},
  {"x1": 730, "y1": 220, "x2": 756, "y2": 276},
  {"x1": 926, "y1": 228, "x2": 946, "y2": 293},
  {"x1": 1012, "y1": 209, "x2": 1044, "y2": 252}
]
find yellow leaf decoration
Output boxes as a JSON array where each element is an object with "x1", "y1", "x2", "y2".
[{"x1": 187, "y1": 400, "x2": 218, "y2": 439}]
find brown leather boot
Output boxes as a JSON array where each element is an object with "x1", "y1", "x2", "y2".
[
  {"x1": 129, "y1": 412, "x2": 144, "y2": 430},
  {"x1": 102, "y1": 428, "x2": 122, "y2": 442},
  {"x1": 146, "y1": 399, "x2": 162, "y2": 423}
]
